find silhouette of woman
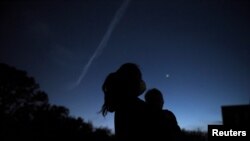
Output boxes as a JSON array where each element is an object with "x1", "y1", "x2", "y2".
[
  {"x1": 100, "y1": 63, "x2": 148, "y2": 141},
  {"x1": 145, "y1": 88, "x2": 181, "y2": 141}
]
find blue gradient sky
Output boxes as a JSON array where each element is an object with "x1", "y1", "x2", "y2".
[{"x1": 1, "y1": 0, "x2": 249, "y2": 131}]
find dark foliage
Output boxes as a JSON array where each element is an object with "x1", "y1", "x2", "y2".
[
  {"x1": 0, "y1": 63, "x2": 113, "y2": 141},
  {"x1": 180, "y1": 129, "x2": 208, "y2": 141}
]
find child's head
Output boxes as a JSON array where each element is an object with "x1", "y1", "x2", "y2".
[{"x1": 144, "y1": 88, "x2": 164, "y2": 109}]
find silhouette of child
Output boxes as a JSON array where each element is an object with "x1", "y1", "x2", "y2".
[
  {"x1": 145, "y1": 88, "x2": 181, "y2": 141},
  {"x1": 101, "y1": 63, "x2": 149, "y2": 141}
]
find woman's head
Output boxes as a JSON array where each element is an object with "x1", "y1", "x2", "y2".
[
  {"x1": 101, "y1": 63, "x2": 146, "y2": 116},
  {"x1": 116, "y1": 63, "x2": 146, "y2": 96}
]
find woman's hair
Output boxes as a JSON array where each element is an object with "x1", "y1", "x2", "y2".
[{"x1": 100, "y1": 63, "x2": 146, "y2": 116}]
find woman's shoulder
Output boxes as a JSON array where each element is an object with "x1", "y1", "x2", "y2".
[{"x1": 134, "y1": 98, "x2": 147, "y2": 107}]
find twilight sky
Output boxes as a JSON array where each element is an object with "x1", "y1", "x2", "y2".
[{"x1": 1, "y1": 0, "x2": 249, "y2": 131}]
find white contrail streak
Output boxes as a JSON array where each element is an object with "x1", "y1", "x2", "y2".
[{"x1": 75, "y1": 0, "x2": 131, "y2": 87}]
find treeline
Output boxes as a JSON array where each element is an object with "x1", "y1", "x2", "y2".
[
  {"x1": 181, "y1": 129, "x2": 207, "y2": 141},
  {"x1": 0, "y1": 63, "x2": 207, "y2": 141},
  {"x1": 0, "y1": 63, "x2": 114, "y2": 141}
]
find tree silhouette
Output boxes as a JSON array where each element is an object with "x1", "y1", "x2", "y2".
[
  {"x1": 0, "y1": 63, "x2": 48, "y2": 116},
  {"x1": 0, "y1": 63, "x2": 114, "y2": 141}
]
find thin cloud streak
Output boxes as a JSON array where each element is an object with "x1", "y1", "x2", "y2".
[{"x1": 73, "y1": 0, "x2": 131, "y2": 87}]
